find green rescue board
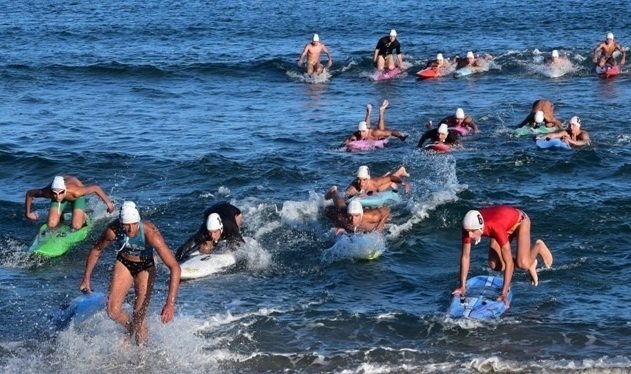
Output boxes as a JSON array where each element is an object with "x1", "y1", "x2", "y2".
[
  {"x1": 513, "y1": 126, "x2": 556, "y2": 137},
  {"x1": 364, "y1": 248, "x2": 383, "y2": 260},
  {"x1": 29, "y1": 217, "x2": 93, "y2": 258}
]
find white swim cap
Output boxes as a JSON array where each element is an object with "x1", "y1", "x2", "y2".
[
  {"x1": 347, "y1": 199, "x2": 363, "y2": 215},
  {"x1": 463, "y1": 210, "x2": 484, "y2": 230},
  {"x1": 570, "y1": 116, "x2": 581, "y2": 127},
  {"x1": 438, "y1": 123, "x2": 449, "y2": 134},
  {"x1": 51, "y1": 176, "x2": 66, "y2": 192},
  {"x1": 607, "y1": 32, "x2": 614, "y2": 40},
  {"x1": 466, "y1": 51, "x2": 474, "y2": 59},
  {"x1": 534, "y1": 110, "x2": 545, "y2": 124},
  {"x1": 455, "y1": 108, "x2": 465, "y2": 119},
  {"x1": 436, "y1": 53, "x2": 444, "y2": 61},
  {"x1": 120, "y1": 201, "x2": 140, "y2": 224},
  {"x1": 551, "y1": 50, "x2": 559, "y2": 58},
  {"x1": 390, "y1": 29, "x2": 397, "y2": 37},
  {"x1": 312, "y1": 33, "x2": 319, "y2": 42},
  {"x1": 206, "y1": 213, "x2": 223, "y2": 232},
  {"x1": 357, "y1": 165, "x2": 370, "y2": 179},
  {"x1": 358, "y1": 121, "x2": 368, "y2": 131}
]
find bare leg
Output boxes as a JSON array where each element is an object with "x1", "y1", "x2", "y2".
[
  {"x1": 514, "y1": 216, "x2": 552, "y2": 285},
  {"x1": 132, "y1": 267, "x2": 155, "y2": 346},
  {"x1": 376, "y1": 56, "x2": 385, "y2": 71},
  {"x1": 71, "y1": 208, "x2": 86, "y2": 230},
  {"x1": 487, "y1": 239, "x2": 505, "y2": 271},
  {"x1": 385, "y1": 55, "x2": 396, "y2": 70},
  {"x1": 378, "y1": 100, "x2": 389, "y2": 130},
  {"x1": 364, "y1": 104, "x2": 372, "y2": 129},
  {"x1": 108, "y1": 262, "x2": 135, "y2": 339},
  {"x1": 391, "y1": 166, "x2": 410, "y2": 178},
  {"x1": 47, "y1": 205, "x2": 62, "y2": 229}
]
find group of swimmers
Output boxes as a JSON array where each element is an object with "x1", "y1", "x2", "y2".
[
  {"x1": 322, "y1": 97, "x2": 566, "y2": 306},
  {"x1": 22, "y1": 31, "x2": 621, "y2": 345},
  {"x1": 26, "y1": 176, "x2": 245, "y2": 345},
  {"x1": 298, "y1": 30, "x2": 625, "y2": 77}
]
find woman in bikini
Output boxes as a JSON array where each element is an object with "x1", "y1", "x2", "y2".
[{"x1": 80, "y1": 201, "x2": 180, "y2": 345}]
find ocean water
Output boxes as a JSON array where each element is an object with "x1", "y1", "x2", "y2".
[{"x1": 1, "y1": 1, "x2": 631, "y2": 372}]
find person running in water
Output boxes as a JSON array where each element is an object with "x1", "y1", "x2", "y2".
[{"x1": 297, "y1": 33, "x2": 333, "y2": 75}]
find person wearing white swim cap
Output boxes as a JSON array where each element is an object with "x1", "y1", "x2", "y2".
[
  {"x1": 80, "y1": 201, "x2": 181, "y2": 345},
  {"x1": 324, "y1": 186, "x2": 391, "y2": 235},
  {"x1": 342, "y1": 164, "x2": 411, "y2": 198},
  {"x1": 456, "y1": 51, "x2": 493, "y2": 72},
  {"x1": 453, "y1": 206, "x2": 554, "y2": 307},
  {"x1": 516, "y1": 99, "x2": 563, "y2": 129},
  {"x1": 424, "y1": 52, "x2": 451, "y2": 70},
  {"x1": 175, "y1": 202, "x2": 244, "y2": 262},
  {"x1": 546, "y1": 49, "x2": 572, "y2": 67},
  {"x1": 297, "y1": 33, "x2": 333, "y2": 76},
  {"x1": 417, "y1": 122, "x2": 460, "y2": 148},
  {"x1": 373, "y1": 29, "x2": 404, "y2": 72},
  {"x1": 540, "y1": 115, "x2": 591, "y2": 148},
  {"x1": 25, "y1": 175, "x2": 115, "y2": 230},
  {"x1": 344, "y1": 100, "x2": 408, "y2": 145},
  {"x1": 435, "y1": 107, "x2": 479, "y2": 133},
  {"x1": 592, "y1": 31, "x2": 625, "y2": 66}
]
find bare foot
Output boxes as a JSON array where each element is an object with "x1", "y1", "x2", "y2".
[
  {"x1": 528, "y1": 258, "x2": 539, "y2": 286},
  {"x1": 366, "y1": 103, "x2": 372, "y2": 112},
  {"x1": 536, "y1": 239, "x2": 553, "y2": 268},
  {"x1": 392, "y1": 166, "x2": 410, "y2": 178},
  {"x1": 380, "y1": 99, "x2": 389, "y2": 111},
  {"x1": 324, "y1": 185, "x2": 338, "y2": 200}
]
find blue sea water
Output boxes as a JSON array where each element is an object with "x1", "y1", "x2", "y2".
[{"x1": 1, "y1": 0, "x2": 631, "y2": 372}]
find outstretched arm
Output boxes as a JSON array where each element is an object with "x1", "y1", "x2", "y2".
[
  {"x1": 24, "y1": 188, "x2": 46, "y2": 221},
  {"x1": 298, "y1": 44, "x2": 308, "y2": 66},
  {"x1": 453, "y1": 242, "x2": 471, "y2": 295},
  {"x1": 175, "y1": 229, "x2": 204, "y2": 262},
  {"x1": 323, "y1": 45, "x2": 333, "y2": 68},
  {"x1": 80, "y1": 226, "x2": 115, "y2": 293},
  {"x1": 82, "y1": 185, "x2": 115, "y2": 213},
  {"x1": 374, "y1": 207, "x2": 390, "y2": 231},
  {"x1": 146, "y1": 221, "x2": 180, "y2": 324},
  {"x1": 592, "y1": 43, "x2": 604, "y2": 62},
  {"x1": 567, "y1": 132, "x2": 590, "y2": 147}
]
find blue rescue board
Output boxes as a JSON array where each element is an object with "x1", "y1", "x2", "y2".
[
  {"x1": 448, "y1": 275, "x2": 512, "y2": 320},
  {"x1": 50, "y1": 292, "x2": 106, "y2": 329},
  {"x1": 536, "y1": 138, "x2": 571, "y2": 151},
  {"x1": 352, "y1": 190, "x2": 401, "y2": 208}
]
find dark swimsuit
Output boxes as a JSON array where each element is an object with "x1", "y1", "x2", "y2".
[
  {"x1": 115, "y1": 221, "x2": 155, "y2": 277},
  {"x1": 116, "y1": 253, "x2": 154, "y2": 277}
]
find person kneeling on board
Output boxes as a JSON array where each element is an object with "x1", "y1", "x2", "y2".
[
  {"x1": 344, "y1": 165, "x2": 411, "y2": 198},
  {"x1": 325, "y1": 188, "x2": 390, "y2": 235},
  {"x1": 373, "y1": 29, "x2": 404, "y2": 72},
  {"x1": 25, "y1": 175, "x2": 115, "y2": 230},
  {"x1": 343, "y1": 100, "x2": 408, "y2": 145},
  {"x1": 452, "y1": 206, "x2": 554, "y2": 306},
  {"x1": 80, "y1": 201, "x2": 180, "y2": 345},
  {"x1": 537, "y1": 116, "x2": 590, "y2": 148},
  {"x1": 516, "y1": 99, "x2": 562, "y2": 129},
  {"x1": 417, "y1": 123, "x2": 459, "y2": 148},
  {"x1": 175, "y1": 202, "x2": 244, "y2": 262}
]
